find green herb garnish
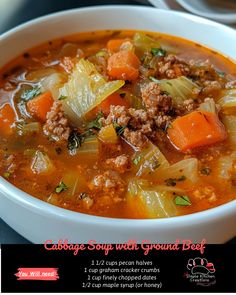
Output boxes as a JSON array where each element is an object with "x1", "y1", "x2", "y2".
[
  {"x1": 175, "y1": 195, "x2": 191, "y2": 206},
  {"x1": 58, "y1": 95, "x2": 67, "y2": 101},
  {"x1": 87, "y1": 111, "x2": 104, "y2": 130},
  {"x1": 151, "y1": 48, "x2": 166, "y2": 57},
  {"x1": 114, "y1": 123, "x2": 126, "y2": 136},
  {"x1": 133, "y1": 155, "x2": 142, "y2": 165},
  {"x1": 3, "y1": 172, "x2": 11, "y2": 179},
  {"x1": 217, "y1": 70, "x2": 225, "y2": 78},
  {"x1": 21, "y1": 87, "x2": 41, "y2": 101},
  {"x1": 67, "y1": 130, "x2": 86, "y2": 151},
  {"x1": 200, "y1": 167, "x2": 211, "y2": 175},
  {"x1": 55, "y1": 181, "x2": 68, "y2": 194}
]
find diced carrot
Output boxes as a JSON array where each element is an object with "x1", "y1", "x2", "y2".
[
  {"x1": 107, "y1": 50, "x2": 141, "y2": 81},
  {"x1": 168, "y1": 110, "x2": 227, "y2": 152},
  {"x1": 0, "y1": 103, "x2": 16, "y2": 136},
  {"x1": 107, "y1": 39, "x2": 126, "y2": 52},
  {"x1": 27, "y1": 91, "x2": 54, "y2": 122}
]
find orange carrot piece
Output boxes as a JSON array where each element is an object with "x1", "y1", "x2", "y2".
[
  {"x1": 0, "y1": 103, "x2": 16, "y2": 136},
  {"x1": 168, "y1": 110, "x2": 227, "y2": 152},
  {"x1": 107, "y1": 39, "x2": 126, "y2": 52},
  {"x1": 27, "y1": 91, "x2": 53, "y2": 122},
  {"x1": 107, "y1": 50, "x2": 140, "y2": 81}
]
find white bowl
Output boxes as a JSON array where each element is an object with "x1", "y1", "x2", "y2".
[{"x1": 1, "y1": 5, "x2": 236, "y2": 244}]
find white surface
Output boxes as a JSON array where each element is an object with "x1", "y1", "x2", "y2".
[{"x1": 0, "y1": 5, "x2": 236, "y2": 243}]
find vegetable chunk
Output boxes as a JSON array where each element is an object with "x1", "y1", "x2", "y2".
[
  {"x1": 27, "y1": 91, "x2": 54, "y2": 122},
  {"x1": 107, "y1": 50, "x2": 140, "y2": 81},
  {"x1": 168, "y1": 110, "x2": 227, "y2": 151},
  {"x1": 0, "y1": 104, "x2": 16, "y2": 136}
]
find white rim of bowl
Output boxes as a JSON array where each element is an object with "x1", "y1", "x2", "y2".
[{"x1": 0, "y1": 5, "x2": 236, "y2": 228}]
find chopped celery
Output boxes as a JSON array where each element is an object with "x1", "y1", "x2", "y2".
[
  {"x1": 76, "y1": 136, "x2": 99, "y2": 155},
  {"x1": 98, "y1": 124, "x2": 118, "y2": 144},
  {"x1": 41, "y1": 73, "x2": 67, "y2": 100},
  {"x1": 134, "y1": 141, "x2": 169, "y2": 177},
  {"x1": 133, "y1": 32, "x2": 160, "y2": 55},
  {"x1": 127, "y1": 179, "x2": 178, "y2": 218},
  {"x1": 17, "y1": 121, "x2": 40, "y2": 135},
  {"x1": 59, "y1": 59, "x2": 125, "y2": 125},
  {"x1": 218, "y1": 89, "x2": 236, "y2": 114},
  {"x1": 198, "y1": 98, "x2": 217, "y2": 113},
  {"x1": 31, "y1": 151, "x2": 55, "y2": 175},
  {"x1": 217, "y1": 152, "x2": 236, "y2": 180},
  {"x1": 60, "y1": 170, "x2": 88, "y2": 198},
  {"x1": 151, "y1": 76, "x2": 200, "y2": 106},
  {"x1": 156, "y1": 158, "x2": 199, "y2": 184},
  {"x1": 222, "y1": 115, "x2": 236, "y2": 147}
]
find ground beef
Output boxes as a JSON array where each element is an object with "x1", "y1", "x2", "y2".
[
  {"x1": 155, "y1": 114, "x2": 172, "y2": 129},
  {"x1": 105, "y1": 154, "x2": 130, "y2": 173},
  {"x1": 193, "y1": 186, "x2": 217, "y2": 203},
  {"x1": 105, "y1": 105, "x2": 130, "y2": 126},
  {"x1": 225, "y1": 80, "x2": 236, "y2": 89},
  {"x1": 43, "y1": 101, "x2": 70, "y2": 141},
  {"x1": 201, "y1": 80, "x2": 222, "y2": 96},
  {"x1": 157, "y1": 54, "x2": 190, "y2": 79},
  {"x1": 89, "y1": 170, "x2": 125, "y2": 196},
  {"x1": 141, "y1": 82, "x2": 172, "y2": 113},
  {"x1": 123, "y1": 128, "x2": 148, "y2": 149}
]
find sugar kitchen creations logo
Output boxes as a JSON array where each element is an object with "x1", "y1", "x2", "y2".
[{"x1": 184, "y1": 257, "x2": 216, "y2": 286}]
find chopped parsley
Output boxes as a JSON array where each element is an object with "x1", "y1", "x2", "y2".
[
  {"x1": 165, "y1": 175, "x2": 186, "y2": 186},
  {"x1": 200, "y1": 167, "x2": 211, "y2": 175},
  {"x1": 55, "y1": 181, "x2": 68, "y2": 193},
  {"x1": 3, "y1": 172, "x2": 11, "y2": 178},
  {"x1": 21, "y1": 87, "x2": 41, "y2": 101},
  {"x1": 87, "y1": 111, "x2": 104, "y2": 130},
  {"x1": 58, "y1": 95, "x2": 67, "y2": 101},
  {"x1": 114, "y1": 123, "x2": 126, "y2": 136},
  {"x1": 216, "y1": 70, "x2": 225, "y2": 78},
  {"x1": 151, "y1": 48, "x2": 166, "y2": 57},
  {"x1": 67, "y1": 130, "x2": 86, "y2": 152},
  {"x1": 174, "y1": 195, "x2": 192, "y2": 206},
  {"x1": 133, "y1": 155, "x2": 142, "y2": 165}
]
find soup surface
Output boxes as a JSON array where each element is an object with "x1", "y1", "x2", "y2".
[{"x1": 0, "y1": 30, "x2": 236, "y2": 218}]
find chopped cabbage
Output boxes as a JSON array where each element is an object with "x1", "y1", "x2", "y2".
[
  {"x1": 41, "y1": 73, "x2": 67, "y2": 100},
  {"x1": 76, "y1": 136, "x2": 99, "y2": 155},
  {"x1": 222, "y1": 115, "x2": 236, "y2": 147},
  {"x1": 133, "y1": 32, "x2": 160, "y2": 55},
  {"x1": 217, "y1": 152, "x2": 236, "y2": 180},
  {"x1": 59, "y1": 59, "x2": 125, "y2": 125},
  {"x1": 127, "y1": 179, "x2": 178, "y2": 218},
  {"x1": 156, "y1": 158, "x2": 199, "y2": 184},
  {"x1": 134, "y1": 141, "x2": 169, "y2": 177},
  {"x1": 218, "y1": 89, "x2": 236, "y2": 114},
  {"x1": 31, "y1": 151, "x2": 55, "y2": 175},
  {"x1": 152, "y1": 76, "x2": 200, "y2": 106},
  {"x1": 198, "y1": 98, "x2": 217, "y2": 113}
]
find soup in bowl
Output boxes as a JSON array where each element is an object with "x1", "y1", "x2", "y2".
[{"x1": 0, "y1": 6, "x2": 236, "y2": 243}]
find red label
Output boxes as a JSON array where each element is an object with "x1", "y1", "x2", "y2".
[{"x1": 15, "y1": 268, "x2": 59, "y2": 281}]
